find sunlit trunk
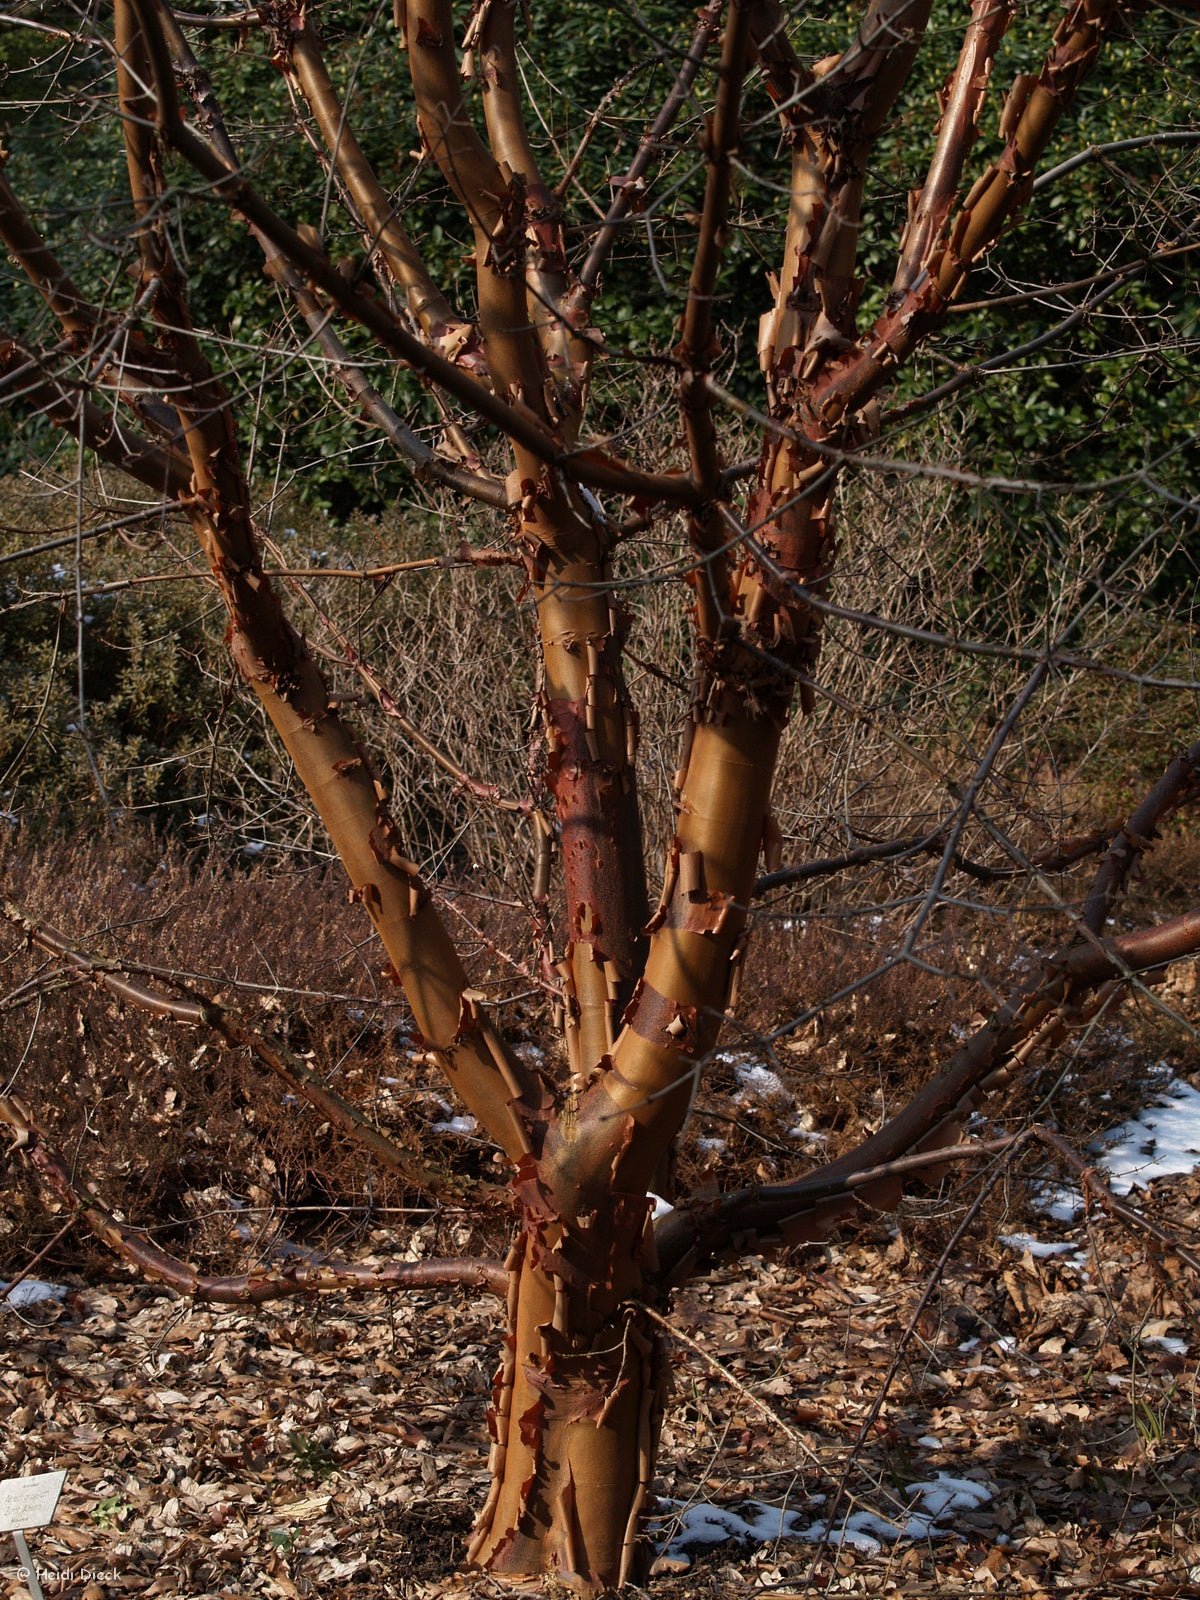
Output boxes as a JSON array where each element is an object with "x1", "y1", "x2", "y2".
[{"x1": 468, "y1": 1183, "x2": 667, "y2": 1591}]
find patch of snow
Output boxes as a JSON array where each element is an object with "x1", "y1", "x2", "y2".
[
  {"x1": 1144, "y1": 1335, "x2": 1188, "y2": 1356},
  {"x1": 653, "y1": 1499, "x2": 815, "y2": 1567},
  {"x1": 696, "y1": 1137, "x2": 727, "y2": 1153},
  {"x1": 1095, "y1": 1076, "x2": 1200, "y2": 1194},
  {"x1": 917, "y1": 1435, "x2": 942, "y2": 1449},
  {"x1": 1032, "y1": 1183, "x2": 1084, "y2": 1223},
  {"x1": 798, "y1": 1512, "x2": 898, "y2": 1553},
  {"x1": 242, "y1": 840, "x2": 266, "y2": 857},
  {"x1": 2, "y1": 1279, "x2": 70, "y2": 1310},
  {"x1": 655, "y1": 1475, "x2": 992, "y2": 1568},
  {"x1": 1034, "y1": 1076, "x2": 1200, "y2": 1224},
  {"x1": 903, "y1": 1475, "x2": 992, "y2": 1526},
  {"x1": 732, "y1": 1060, "x2": 791, "y2": 1102},
  {"x1": 648, "y1": 1193, "x2": 674, "y2": 1220},
  {"x1": 999, "y1": 1232, "x2": 1075, "y2": 1258},
  {"x1": 431, "y1": 1115, "x2": 477, "y2": 1136}
]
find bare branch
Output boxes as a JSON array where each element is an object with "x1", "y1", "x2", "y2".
[
  {"x1": 570, "y1": 5, "x2": 722, "y2": 306},
  {"x1": 677, "y1": 0, "x2": 753, "y2": 497},
  {"x1": 129, "y1": 0, "x2": 702, "y2": 507},
  {"x1": 0, "y1": 334, "x2": 191, "y2": 496},
  {"x1": 754, "y1": 819, "x2": 1124, "y2": 896}
]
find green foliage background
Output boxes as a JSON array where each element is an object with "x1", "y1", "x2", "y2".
[{"x1": 0, "y1": 0, "x2": 1197, "y2": 840}]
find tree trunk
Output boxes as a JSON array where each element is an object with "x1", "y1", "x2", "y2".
[{"x1": 467, "y1": 1171, "x2": 667, "y2": 1591}]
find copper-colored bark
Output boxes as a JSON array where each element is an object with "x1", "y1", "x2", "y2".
[{"x1": 1, "y1": 0, "x2": 1192, "y2": 1590}]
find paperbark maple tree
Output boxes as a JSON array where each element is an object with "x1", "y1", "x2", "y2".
[{"x1": 1, "y1": 0, "x2": 1198, "y2": 1590}]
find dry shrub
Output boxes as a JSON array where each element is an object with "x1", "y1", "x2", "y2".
[
  {"x1": 3, "y1": 811, "x2": 1197, "y2": 1281},
  {"x1": 0, "y1": 828, "x2": 516, "y2": 1274}
]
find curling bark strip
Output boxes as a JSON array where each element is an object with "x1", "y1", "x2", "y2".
[
  {"x1": 531, "y1": 540, "x2": 650, "y2": 1078},
  {"x1": 465, "y1": 1182, "x2": 666, "y2": 1584}
]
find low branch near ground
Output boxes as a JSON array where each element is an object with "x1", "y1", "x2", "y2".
[
  {"x1": 655, "y1": 909, "x2": 1200, "y2": 1282},
  {"x1": 0, "y1": 1092, "x2": 506, "y2": 1302},
  {"x1": 754, "y1": 819, "x2": 1124, "y2": 896}
]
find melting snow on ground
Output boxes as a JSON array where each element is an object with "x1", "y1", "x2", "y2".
[
  {"x1": 1031, "y1": 1070, "x2": 1200, "y2": 1229},
  {"x1": 654, "y1": 1474, "x2": 993, "y2": 1568},
  {"x1": 2, "y1": 1279, "x2": 70, "y2": 1310},
  {"x1": 431, "y1": 1115, "x2": 477, "y2": 1136},
  {"x1": 998, "y1": 1232, "x2": 1075, "y2": 1258},
  {"x1": 1145, "y1": 1334, "x2": 1189, "y2": 1356},
  {"x1": 1097, "y1": 1076, "x2": 1200, "y2": 1194},
  {"x1": 731, "y1": 1058, "x2": 791, "y2": 1102},
  {"x1": 723, "y1": 1053, "x2": 830, "y2": 1146}
]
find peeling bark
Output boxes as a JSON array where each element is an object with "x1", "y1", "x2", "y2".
[
  {"x1": 1, "y1": 0, "x2": 1190, "y2": 1591},
  {"x1": 467, "y1": 1170, "x2": 666, "y2": 1589}
]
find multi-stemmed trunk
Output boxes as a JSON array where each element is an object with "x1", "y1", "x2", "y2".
[{"x1": 1, "y1": 0, "x2": 1194, "y2": 1593}]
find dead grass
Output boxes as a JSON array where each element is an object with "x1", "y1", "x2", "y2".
[{"x1": 2, "y1": 817, "x2": 1197, "y2": 1289}]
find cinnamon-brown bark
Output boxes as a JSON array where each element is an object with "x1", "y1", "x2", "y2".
[{"x1": 1, "y1": 0, "x2": 1192, "y2": 1591}]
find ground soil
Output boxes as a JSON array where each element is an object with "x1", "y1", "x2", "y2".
[{"x1": 3, "y1": 1161, "x2": 1199, "y2": 1600}]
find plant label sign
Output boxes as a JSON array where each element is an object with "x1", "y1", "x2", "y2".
[{"x1": 0, "y1": 1471, "x2": 66, "y2": 1535}]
